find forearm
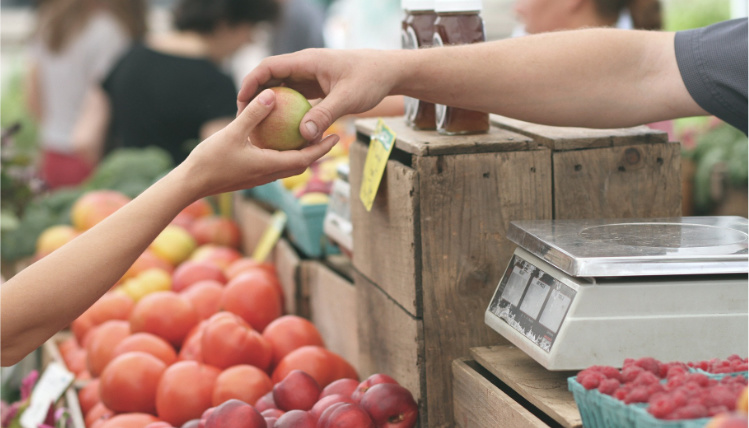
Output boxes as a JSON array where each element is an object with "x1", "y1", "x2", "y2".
[
  {"x1": 394, "y1": 28, "x2": 704, "y2": 128},
  {"x1": 0, "y1": 165, "x2": 197, "y2": 365}
]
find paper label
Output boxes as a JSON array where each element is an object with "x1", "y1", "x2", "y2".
[
  {"x1": 251, "y1": 210, "x2": 287, "y2": 262},
  {"x1": 359, "y1": 119, "x2": 396, "y2": 212},
  {"x1": 20, "y1": 362, "x2": 74, "y2": 428}
]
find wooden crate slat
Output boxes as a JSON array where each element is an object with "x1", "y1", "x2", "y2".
[
  {"x1": 272, "y1": 238, "x2": 302, "y2": 316},
  {"x1": 416, "y1": 149, "x2": 553, "y2": 428},
  {"x1": 355, "y1": 117, "x2": 539, "y2": 156},
  {"x1": 452, "y1": 358, "x2": 550, "y2": 428},
  {"x1": 353, "y1": 269, "x2": 426, "y2": 425},
  {"x1": 490, "y1": 115, "x2": 669, "y2": 150},
  {"x1": 471, "y1": 346, "x2": 582, "y2": 428},
  {"x1": 350, "y1": 140, "x2": 421, "y2": 317},
  {"x1": 307, "y1": 261, "x2": 359, "y2": 373},
  {"x1": 553, "y1": 142, "x2": 682, "y2": 219}
]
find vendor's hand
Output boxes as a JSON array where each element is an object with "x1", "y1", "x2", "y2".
[
  {"x1": 237, "y1": 49, "x2": 398, "y2": 142},
  {"x1": 181, "y1": 88, "x2": 339, "y2": 200}
]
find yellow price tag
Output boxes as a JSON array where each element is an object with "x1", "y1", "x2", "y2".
[
  {"x1": 359, "y1": 119, "x2": 396, "y2": 212},
  {"x1": 252, "y1": 210, "x2": 287, "y2": 262}
]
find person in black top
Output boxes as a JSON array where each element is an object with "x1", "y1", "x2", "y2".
[
  {"x1": 236, "y1": 18, "x2": 747, "y2": 138},
  {"x1": 74, "y1": 0, "x2": 279, "y2": 165}
]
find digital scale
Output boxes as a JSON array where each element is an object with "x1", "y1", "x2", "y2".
[{"x1": 485, "y1": 216, "x2": 749, "y2": 371}]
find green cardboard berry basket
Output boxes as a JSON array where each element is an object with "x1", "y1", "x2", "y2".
[
  {"x1": 243, "y1": 182, "x2": 339, "y2": 258},
  {"x1": 568, "y1": 378, "x2": 714, "y2": 428}
]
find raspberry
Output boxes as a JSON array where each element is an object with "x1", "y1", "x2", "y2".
[
  {"x1": 599, "y1": 366, "x2": 623, "y2": 381},
  {"x1": 614, "y1": 385, "x2": 631, "y2": 401},
  {"x1": 662, "y1": 363, "x2": 688, "y2": 379},
  {"x1": 648, "y1": 395, "x2": 677, "y2": 419},
  {"x1": 634, "y1": 357, "x2": 662, "y2": 376},
  {"x1": 684, "y1": 373, "x2": 713, "y2": 388},
  {"x1": 633, "y1": 371, "x2": 661, "y2": 387},
  {"x1": 579, "y1": 371, "x2": 606, "y2": 390},
  {"x1": 624, "y1": 386, "x2": 651, "y2": 404},
  {"x1": 622, "y1": 366, "x2": 645, "y2": 383},
  {"x1": 597, "y1": 378, "x2": 621, "y2": 396},
  {"x1": 665, "y1": 404, "x2": 708, "y2": 420},
  {"x1": 704, "y1": 385, "x2": 738, "y2": 409}
]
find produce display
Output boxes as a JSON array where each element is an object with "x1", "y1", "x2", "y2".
[
  {"x1": 573, "y1": 356, "x2": 748, "y2": 426},
  {"x1": 38, "y1": 191, "x2": 418, "y2": 428}
]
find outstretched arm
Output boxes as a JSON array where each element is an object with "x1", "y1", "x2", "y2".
[
  {"x1": 1, "y1": 89, "x2": 338, "y2": 366},
  {"x1": 238, "y1": 28, "x2": 705, "y2": 141}
]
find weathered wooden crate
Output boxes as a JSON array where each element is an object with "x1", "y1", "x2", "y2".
[
  {"x1": 40, "y1": 332, "x2": 88, "y2": 428},
  {"x1": 349, "y1": 116, "x2": 679, "y2": 427},
  {"x1": 300, "y1": 257, "x2": 360, "y2": 373},
  {"x1": 453, "y1": 345, "x2": 581, "y2": 428}
]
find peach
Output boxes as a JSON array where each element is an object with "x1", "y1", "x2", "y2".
[{"x1": 320, "y1": 403, "x2": 374, "y2": 428}]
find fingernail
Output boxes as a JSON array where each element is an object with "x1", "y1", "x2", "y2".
[
  {"x1": 257, "y1": 89, "x2": 274, "y2": 106},
  {"x1": 305, "y1": 121, "x2": 318, "y2": 137}
]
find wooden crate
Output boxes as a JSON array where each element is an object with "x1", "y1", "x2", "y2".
[
  {"x1": 453, "y1": 345, "x2": 582, "y2": 428},
  {"x1": 349, "y1": 116, "x2": 678, "y2": 427},
  {"x1": 301, "y1": 258, "x2": 360, "y2": 373}
]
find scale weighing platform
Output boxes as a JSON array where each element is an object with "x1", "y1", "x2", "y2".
[{"x1": 485, "y1": 216, "x2": 749, "y2": 371}]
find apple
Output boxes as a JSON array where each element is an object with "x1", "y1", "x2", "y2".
[
  {"x1": 351, "y1": 374, "x2": 399, "y2": 402},
  {"x1": 71, "y1": 190, "x2": 131, "y2": 231},
  {"x1": 172, "y1": 261, "x2": 227, "y2": 292},
  {"x1": 309, "y1": 394, "x2": 356, "y2": 421},
  {"x1": 189, "y1": 216, "x2": 242, "y2": 249},
  {"x1": 150, "y1": 225, "x2": 197, "y2": 266},
  {"x1": 264, "y1": 417, "x2": 277, "y2": 428},
  {"x1": 320, "y1": 378, "x2": 360, "y2": 400},
  {"x1": 249, "y1": 87, "x2": 312, "y2": 151},
  {"x1": 204, "y1": 399, "x2": 265, "y2": 428},
  {"x1": 255, "y1": 391, "x2": 278, "y2": 412},
  {"x1": 273, "y1": 370, "x2": 321, "y2": 411},
  {"x1": 359, "y1": 383, "x2": 418, "y2": 428},
  {"x1": 261, "y1": 409, "x2": 284, "y2": 419},
  {"x1": 317, "y1": 402, "x2": 347, "y2": 428},
  {"x1": 35, "y1": 225, "x2": 79, "y2": 258},
  {"x1": 274, "y1": 409, "x2": 315, "y2": 428},
  {"x1": 320, "y1": 403, "x2": 374, "y2": 428}
]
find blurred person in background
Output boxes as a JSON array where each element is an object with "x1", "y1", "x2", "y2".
[
  {"x1": 270, "y1": 0, "x2": 327, "y2": 56},
  {"x1": 73, "y1": 0, "x2": 279, "y2": 166},
  {"x1": 24, "y1": 0, "x2": 147, "y2": 190},
  {"x1": 512, "y1": 0, "x2": 673, "y2": 139}
]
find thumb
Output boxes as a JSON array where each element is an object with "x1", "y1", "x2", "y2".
[
  {"x1": 299, "y1": 93, "x2": 352, "y2": 141},
  {"x1": 234, "y1": 88, "x2": 276, "y2": 131}
]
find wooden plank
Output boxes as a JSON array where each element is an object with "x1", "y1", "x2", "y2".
[
  {"x1": 553, "y1": 142, "x2": 682, "y2": 219},
  {"x1": 349, "y1": 140, "x2": 421, "y2": 317},
  {"x1": 353, "y1": 269, "x2": 426, "y2": 425},
  {"x1": 452, "y1": 359, "x2": 550, "y2": 428},
  {"x1": 355, "y1": 117, "x2": 539, "y2": 156},
  {"x1": 490, "y1": 115, "x2": 668, "y2": 151},
  {"x1": 307, "y1": 261, "x2": 360, "y2": 373},
  {"x1": 471, "y1": 345, "x2": 582, "y2": 428},
  {"x1": 272, "y1": 238, "x2": 301, "y2": 316},
  {"x1": 416, "y1": 149, "x2": 553, "y2": 428},
  {"x1": 233, "y1": 193, "x2": 273, "y2": 256}
]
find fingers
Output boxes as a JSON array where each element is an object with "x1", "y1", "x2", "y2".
[
  {"x1": 299, "y1": 94, "x2": 353, "y2": 141},
  {"x1": 233, "y1": 89, "x2": 276, "y2": 131}
]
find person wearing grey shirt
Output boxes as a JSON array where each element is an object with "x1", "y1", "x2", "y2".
[{"x1": 270, "y1": 0, "x2": 327, "y2": 55}]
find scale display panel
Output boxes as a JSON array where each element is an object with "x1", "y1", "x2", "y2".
[{"x1": 488, "y1": 254, "x2": 576, "y2": 353}]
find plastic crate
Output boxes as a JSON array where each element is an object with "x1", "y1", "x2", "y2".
[
  {"x1": 243, "y1": 181, "x2": 340, "y2": 258},
  {"x1": 568, "y1": 378, "x2": 714, "y2": 428}
]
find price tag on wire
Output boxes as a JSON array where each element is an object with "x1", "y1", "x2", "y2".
[
  {"x1": 20, "y1": 362, "x2": 74, "y2": 428},
  {"x1": 251, "y1": 210, "x2": 287, "y2": 262},
  {"x1": 359, "y1": 119, "x2": 396, "y2": 212}
]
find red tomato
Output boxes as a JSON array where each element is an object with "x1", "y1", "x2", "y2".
[
  {"x1": 212, "y1": 364, "x2": 273, "y2": 407},
  {"x1": 200, "y1": 312, "x2": 272, "y2": 371},
  {"x1": 156, "y1": 361, "x2": 220, "y2": 426},
  {"x1": 179, "y1": 280, "x2": 223, "y2": 320},
  {"x1": 129, "y1": 291, "x2": 199, "y2": 348},
  {"x1": 78, "y1": 378, "x2": 100, "y2": 416},
  {"x1": 84, "y1": 292, "x2": 135, "y2": 325},
  {"x1": 262, "y1": 315, "x2": 325, "y2": 369},
  {"x1": 225, "y1": 258, "x2": 277, "y2": 281},
  {"x1": 171, "y1": 261, "x2": 227, "y2": 293},
  {"x1": 221, "y1": 270, "x2": 282, "y2": 332},
  {"x1": 100, "y1": 352, "x2": 167, "y2": 414},
  {"x1": 272, "y1": 346, "x2": 358, "y2": 388},
  {"x1": 98, "y1": 413, "x2": 159, "y2": 428},
  {"x1": 85, "y1": 402, "x2": 114, "y2": 428},
  {"x1": 113, "y1": 332, "x2": 177, "y2": 366},
  {"x1": 177, "y1": 321, "x2": 206, "y2": 362},
  {"x1": 85, "y1": 320, "x2": 131, "y2": 377}
]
